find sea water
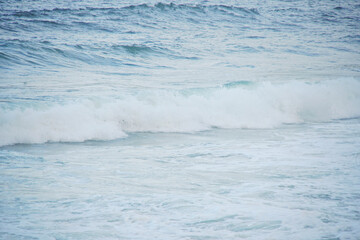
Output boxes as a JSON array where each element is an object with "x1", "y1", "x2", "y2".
[{"x1": 1, "y1": 0, "x2": 360, "y2": 239}]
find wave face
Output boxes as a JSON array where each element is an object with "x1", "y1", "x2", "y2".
[{"x1": 1, "y1": 79, "x2": 359, "y2": 146}]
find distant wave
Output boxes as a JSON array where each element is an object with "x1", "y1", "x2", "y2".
[
  {"x1": 3, "y1": 4, "x2": 260, "y2": 17},
  {"x1": 0, "y1": 40, "x2": 182, "y2": 69},
  {"x1": 2, "y1": 1, "x2": 359, "y2": 70},
  {"x1": 1, "y1": 78, "x2": 360, "y2": 146}
]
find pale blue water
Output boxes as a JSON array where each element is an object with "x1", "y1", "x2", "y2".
[{"x1": 1, "y1": 1, "x2": 360, "y2": 239}]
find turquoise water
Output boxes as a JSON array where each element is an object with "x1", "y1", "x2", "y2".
[{"x1": 1, "y1": 1, "x2": 360, "y2": 239}]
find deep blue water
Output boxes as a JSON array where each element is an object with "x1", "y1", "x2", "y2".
[{"x1": 1, "y1": 1, "x2": 360, "y2": 239}]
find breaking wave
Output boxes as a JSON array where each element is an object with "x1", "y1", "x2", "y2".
[{"x1": 1, "y1": 78, "x2": 360, "y2": 146}]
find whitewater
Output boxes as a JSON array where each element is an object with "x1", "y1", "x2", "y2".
[
  {"x1": 1, "y1": 0, "x2": 360, "y2": 239},
  {"x1": 1, "y1": 79, "x2": 360, "y2": 146}
]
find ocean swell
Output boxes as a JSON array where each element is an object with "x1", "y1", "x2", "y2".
[{"x1": 1, "y1": 78, "x2": 360, "y2": 146}]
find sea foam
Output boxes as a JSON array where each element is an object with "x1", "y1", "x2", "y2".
[{"x1": 1, "y1": 78, "x2": 359, "y2": 146}]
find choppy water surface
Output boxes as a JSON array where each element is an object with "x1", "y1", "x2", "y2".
[{"x1": 1, "y1": 0, "x2": 360, "y2": 239}]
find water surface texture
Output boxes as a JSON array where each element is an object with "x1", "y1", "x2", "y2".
[{"x1": 1, "y1": 0, "x2": 360, "y2": 239}]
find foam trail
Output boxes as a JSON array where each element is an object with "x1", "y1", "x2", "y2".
[{"x1": 1, "y1": 78, "x2": 360, "y2": 146}]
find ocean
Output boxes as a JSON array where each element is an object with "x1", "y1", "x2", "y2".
[{"x1": 1, "y1": 0, "x2": 360, "y2": 239}]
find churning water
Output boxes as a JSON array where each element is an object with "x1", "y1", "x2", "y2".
[{"x1": 1, "y1": 0, "x2": 360, "y2": 239}]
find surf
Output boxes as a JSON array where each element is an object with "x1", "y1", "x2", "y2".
[{"x1": 1, "y1": 78, "x2": 359, "y2": 146}]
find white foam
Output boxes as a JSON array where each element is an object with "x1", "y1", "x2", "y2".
[{"x1": 1, "y1": 78, "x2": 360, "y2": 146}]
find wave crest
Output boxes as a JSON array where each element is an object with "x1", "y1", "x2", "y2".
[{"x1": 1, "y1": 79, "x2": 360, "y2": 146}]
